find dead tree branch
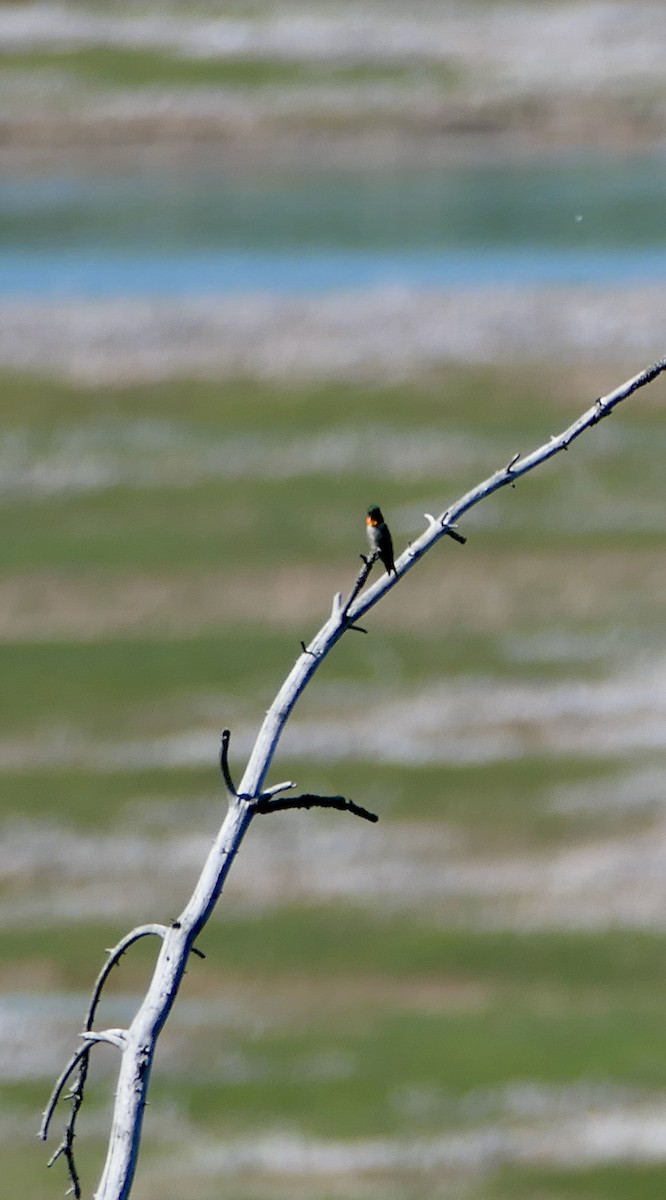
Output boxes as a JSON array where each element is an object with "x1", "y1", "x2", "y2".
[
  {"x1": 255, "y1": 791, "x2": 379, "y2": 823},
  {"x1": 40, "y1": 925, "x2": 167, "y2": 1198},
  {"x1": 44, "y1": 355, "x2": 666, "y2": 1200}
]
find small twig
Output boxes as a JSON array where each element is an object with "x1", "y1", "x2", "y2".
[
  {"x1": 255, "y1": 792, "x2": 379, "y2": 823},
  {"x1": 46, "y1": 1130, "x2": 83, "y2": 1200},
  {"x1": 342, "y1": 553, "x2": 375, "y2": 617},
  {"x1": 259, "y1": 780, "x2": 296, "y2": 798},
  {"x1": 431, "y1": 512, "x2": 466, "y2": 544},
  {"x1": 440, "y1": 523, "x2": 467, "y2": 545},
  {"x1": 348, "y1": 623, "x2": 368, "y2": 634},
  {"x1": 40, "y1": 1044, "x2": 92, "y2": 1145},
  {"x1": 219, "y1": 728, "x2": 237, "y2": 798},
  {"x1": 81, "y1": 1029, "x2": 127, "y2": 1050},
  {"x1": 300, "y1": 641, "x2": 318, "y2": 658}
]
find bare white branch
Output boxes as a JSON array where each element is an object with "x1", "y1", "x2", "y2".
[
  {"x1": 45, "y1": 355, "x2": 666, "y2": 1200},
  {"x1": 40, "y1": 924, "x2": 167, "y2": 1198},
  {"x1": 347, "y1": 356, "x2": 666, "y2": 627}
]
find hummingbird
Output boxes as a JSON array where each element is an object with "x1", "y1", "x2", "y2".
[{"x1": 366, "y1": 505, "x2": 396, "y2": 575}]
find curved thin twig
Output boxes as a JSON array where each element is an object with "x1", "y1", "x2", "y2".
[
  {"x1": 85, "y1": 924, "x2": 168, "y2": 1032},
  {"x1": 40, "y1": 1043, "x2": 93, "y2": 1144},
  {"x1": 219, "y1": 728, "x2": 237, "y2": 798}
]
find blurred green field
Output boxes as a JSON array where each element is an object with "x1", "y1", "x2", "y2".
[
  {"x1": 3, "y1": 362, "x2": 666, "y2": 1198},
  {"x1": 0, "y1": 46, "x2": 465, "y2": 93}
]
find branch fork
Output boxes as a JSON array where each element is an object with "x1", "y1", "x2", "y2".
[{"x1": 220, "y1": 728, "x2": 377, "y2": 821}]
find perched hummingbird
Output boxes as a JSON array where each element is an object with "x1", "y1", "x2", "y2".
[{"x1": 366, "y1": 505, "x2": 396, "y2": 575}]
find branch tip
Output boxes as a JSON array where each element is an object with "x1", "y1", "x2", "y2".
[
  {"x1": 40, "y1": 1042, "x2": 92, "y2": 1143},
  {"x1": 342, "y1": 551, "x2": 376, "y2": 616},
  {"x1": 260, "y1": 779, "x2": 296, "y2": 798},
  {"x1": 441, "y1": 523, "x2": 467, "y2": 545}
]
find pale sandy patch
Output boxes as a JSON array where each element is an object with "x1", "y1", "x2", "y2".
[
  {"x1": 0, "y1": 423, "x2": 492, "y2": 498},
  {"x1": 1, "y1": 645, "x2": 666, "y2": 772},
  {"x1": 1, "y1": 548, "x2": 665, "y2": 639},
  {"x1": 224, "y1": 810, "x2": 666, "y2": 931},
  {"x1": 0, "y1": 289, "x2": 663, "y2": 384},
  {"x1": 1, "y1": 2, "x2": 665, "y2": 96},
  {"x1": 141, "y1": 1097, "x2": 666, "y2": 1188},
  {"x1": 0, "y1": 567, "x2": 341, "y2": 638},
  {"x1": 6, "y1": 795, "x2": 666, "y2": 930}
]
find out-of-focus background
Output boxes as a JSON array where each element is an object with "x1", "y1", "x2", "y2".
[{"x1": 3, "y1": 2, "x2": 666, "y2": 1197}]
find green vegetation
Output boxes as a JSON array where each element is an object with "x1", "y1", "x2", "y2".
[
  {"x1": 490, "y1": 1165, "x2": 666, "y2": 1200},
  {"x1": 7, "y1": 910, "x2": 666, "y2": 996},
  {"x1": 0, "y1": 45, "x2": 463, "y2": 93}
]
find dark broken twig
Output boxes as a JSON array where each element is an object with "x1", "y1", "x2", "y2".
[{"x1": 255, "y1": 792, "x2": 379, "y2": 823}]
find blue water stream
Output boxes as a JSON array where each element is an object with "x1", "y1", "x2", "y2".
[{"x1": 2, "y1": 153, "x2": 665, "y2": 295}]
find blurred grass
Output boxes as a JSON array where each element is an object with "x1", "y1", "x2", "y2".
[
  {"x1": 3, "y1": 362, "x2": 666, "y2": 1198},
  {"x1": 8, "y1": 913, "x2": 666, "y2": 1187},
  {"x1": 5, "y1": 909, "x2": 666, "y2": 1006},
  {"x1": 488, "y1": 1166, "x2": 666, "y2": 1200},
  {"x1": 149, "y1": 1003, "x2": 666, "y2": 1133},
  {"x1": 3, "y1": 370, "x2": 666, "y2": 575},
  {"x1": 0, "y1": 46, "x2": 464, "y2": 91},
  {"x1": 0, "y1": 626, "x2": 621, "y2": 734}
]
